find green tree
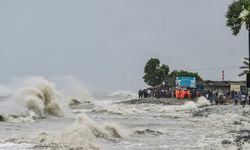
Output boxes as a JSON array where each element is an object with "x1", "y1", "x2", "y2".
[
  {"x1": 226, "y1": 0, "x2": 250, "y2": 73},
  {"x1": 239, "y1": 57, "x2": 250, "y2": 76},
  {"x1": 169, "y1": 70, "x2": 203, "y2": 81},
  {"x1": 143, "y1": 58, "x2": 169, "y2": 86}
]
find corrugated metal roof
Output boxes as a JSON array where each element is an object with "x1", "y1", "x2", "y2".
[{"x1": 197, "y1": 80, "x2": 246, "y2": 87}]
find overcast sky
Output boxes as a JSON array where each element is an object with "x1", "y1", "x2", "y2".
[{"x1": 0, "y1": 0, "x2": 248, "y2": 92}]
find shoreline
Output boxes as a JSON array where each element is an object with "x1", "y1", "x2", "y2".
[{"x1": 117, "y1": 97, "x2": 198, "y2": 105}]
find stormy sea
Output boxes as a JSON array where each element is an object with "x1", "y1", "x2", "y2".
[{"x1": 0, "y1": 77, "x2": 250, "y2": 150}]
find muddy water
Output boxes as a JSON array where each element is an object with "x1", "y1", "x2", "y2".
[{"x1": 1, "y1": 95, "x2": 250, "y2": 150}]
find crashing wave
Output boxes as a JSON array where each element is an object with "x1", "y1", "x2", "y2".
[
  {"x1": 35, "y1": 113, "x2": 123, "y2": 148},
  {"x1": 0, "y1": 77, "x2": 97, "y2": 122},
  {"x1": 73, "y1": 114, "x2": 123, "y2": 139},
  {"x1": 0, "y1": 113, "x2": 123, "y2": 150},
  {"x1": 197, "y1": 96, "x2": 210, "y2": 107},
  {"x1": 91, "y1": 97, "x2": 210, "y2": 116},
  {"x1": 0, "y1": 77, "x2": 66, "y2": 122},
  {"x1": 180, "y1": 96, "x2": 210, "y2": 112}
]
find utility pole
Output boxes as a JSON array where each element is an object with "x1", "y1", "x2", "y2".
[
  {"x1": 222, "y1": 70, "x2": 224, "y2": 81},
  {"x1": 222, "y1": 70, "x2": 224, "y2": 94}
]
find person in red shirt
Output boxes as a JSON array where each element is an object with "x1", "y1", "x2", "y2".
[
  {"x1": 179, "y1": 89, "x2": 184, "y2": 99},
  {"x1": 175, "y1": 89, "x2": 179, "y2": 99}
]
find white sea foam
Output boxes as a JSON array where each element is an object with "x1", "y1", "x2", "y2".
[
  {"x1": 37, "y1": 113, "x2": 123, "y2": 149},
  {"x1": 93, "y1": 97, "x2": 210, "y2": 115},
  {"x1": 0, "y1": 113, "x2": 123, "y2": 150},
  {"x1": 180, "y1": 101, "x2": 198, "y2": 112},
  {"x1": 73, "y1": 114, "x2": 123, "y2": 139},
  {"x1": 197, "y1": 96, "x2": 210, "y2": 107},
  {"x1": 180, "y1": 96, "x2": 210, "y2": 112}
]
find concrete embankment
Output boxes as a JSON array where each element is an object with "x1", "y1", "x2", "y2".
[{"x1": 117, "y1": 98, "x2": 197, "y2": 105}]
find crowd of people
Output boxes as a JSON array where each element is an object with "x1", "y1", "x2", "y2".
[
  {"x1": 138, "y1": 89, "x2": 173, "y2": 99},
  {"x1": 138, "y1": 88, "x2": 250, "y2": 107},
  {"x1": 230, "y1": 91, "x2": 249, "y2": 107},
  {"x1": 138, "y1": 88, "x2": 199, "y2": 99}
]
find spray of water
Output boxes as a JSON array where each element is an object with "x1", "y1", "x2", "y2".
[
  {"x1": 197, "y1": 96, "x2": 210, "y2": 107},
  {"x1": 54, "y1": 76, "x2": 92, "y2": 102},
  {"x1": 73, "y1": 114, "x2": 123, "y2": 139},
  {"x1": 0, "y1": 113, "x2": 123, "y2": 149},
  {"x1": 180, "y1": 96, "x2": 210, "y2": 112},
  {"x1": 14, "y1": 78, "x2": 64, "y2": 118}
]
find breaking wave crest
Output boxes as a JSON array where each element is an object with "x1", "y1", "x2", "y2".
[
  {"x1": 180, "y1": 96, "x2": 210, "y2": 112},
  {"x1": 197, "y1": 96, "x2": 211, "y2": 107},
  {"x1": 15, "y1": 77, "x2": 65, "y2": 119},
  {"x1": 92, "y1": 96, "x2": 210, "y2": 115},
  {"x1": 0, "y1": 77, "x2": 66, "y2": 122},
  {"x1": 73, "y1": 114, "x2": 123, "y2": 139},
  {"x1": 0, "y1": 113, "x2": 123, "y2": 150},
  {"x1": 48, "y1": 113, "x2": 123, "y2": 149}
]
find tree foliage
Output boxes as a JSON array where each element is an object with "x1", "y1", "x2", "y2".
[
  {"x1": 143, "y1": 58, "x2": 203, "y2": 86},
  {"x1": 239, "y1": 57, "x2": 250, "y2": 76},
  {"x1": 169, "y1": 70, "x2": 203, "y2": 81},
  {"x1": 226, "y1": 0, "x2": 250, "y2": 35},
  {"x1": 143, "y1": 58, "x2": 169, "y2": 86},
  {"x1": 226, "y1": 1, "x2": 250, "y2": 77}
]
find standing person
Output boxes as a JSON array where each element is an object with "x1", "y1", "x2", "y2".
[
  {"x1": 214, "y1": 92, "x2": 219, "y2": 105},
  {"x1": 143, "y1": 89, "x2": 148, "y2": 98},
  {"x1": 162, "y1": 81, "x2": 166, "y2": 88},
  {"x1": 138, "y1": 89, "x2": 142, "y2": 99},
  {"x1": 230, "y1": 91, "x2": 233, "y2": 99},
  {"x1": 175, "y1": 88, "x2": 179, "y2": 99},
  {"x1": 215, "y1": 91, "x2": 218, "y2": 103},
  {"x1": 148, "y1": 89, "x2": 152, "y2": 98},
  {"x1": 187, "y1": 89, "x2": 191, "y2": 99},
  {"x1": 205, "y1": 91, "x2": 210, "y2": 100},
  {"x1": 179, "y1": 89, "x2": 184, "y2": 99},
  {"x1": 241, "y1": 93, "x2": 246, "y2": 108},
  {"x1": 233, "y1": 91, "x2": 238, "y2": 105},
  {"x1": 209, "y1": 91, "x2": 213, "y2": 104},
  {"x1": 238, "y1": 92, "x2": 242, "y2": 105},
  {"x1": 248, "y1": 95, "x2": 250, "y2": 105}
]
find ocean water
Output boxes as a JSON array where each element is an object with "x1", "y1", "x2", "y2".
[{"x1": 0, "y1": 77, "x2": 250, "y2": 150}]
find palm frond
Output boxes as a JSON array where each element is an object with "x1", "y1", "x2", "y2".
[
  {"x1": 244, "y1": 57, "x2": 249, "y2": 61},
  {"x1": 239, "y1": 70, "x2": 249, "y2": 77},
  {"x1": 239, "y1": 57, "x2": 249, "y2": 76},
  {"x1": 240, "y1": 66, "x2": 249, "y2": 69},
  {"x1": 226, "y1": 0, "x2": 250, "y2": 35},
  {"x1": 243, "y1": 60, "x2": 249, "y2": 66}
]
